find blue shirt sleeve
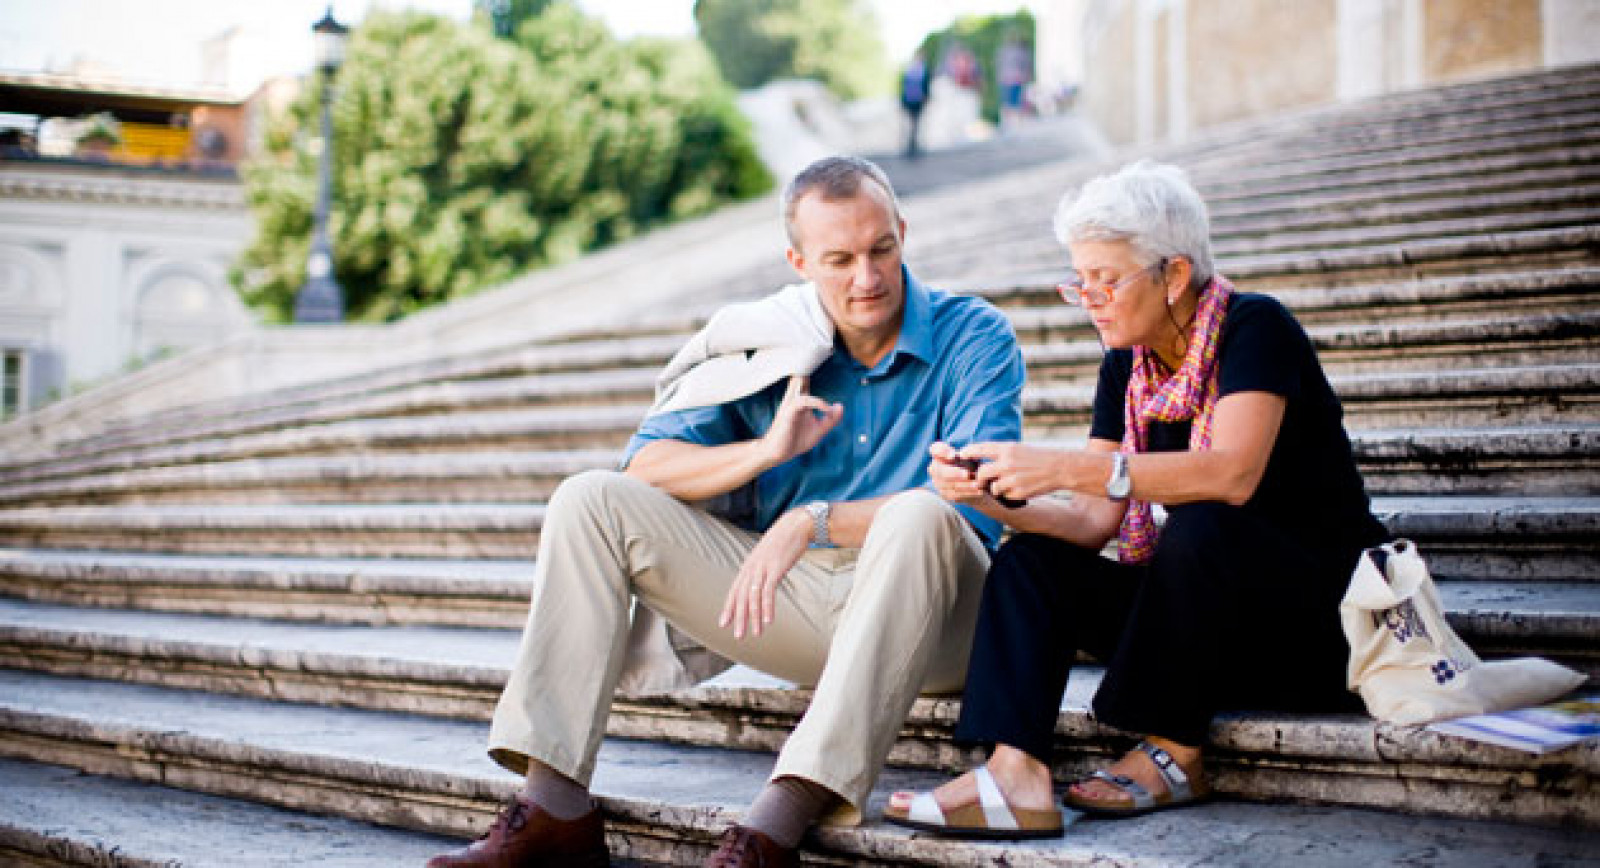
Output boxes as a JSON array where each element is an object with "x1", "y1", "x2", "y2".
[
  {"x1": 937, "y1": 309, "x2": 1027, "y2": 547},
  {"x1": 619, "y1": 403, "x2": 743, "y2": 470}
]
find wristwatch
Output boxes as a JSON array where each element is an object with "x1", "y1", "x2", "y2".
[
  {"x1": 805, "y1": 500, "x2": 833, "y2": 547},
  {"x1": 1106, "y1": 453, "x2": 1132, "y2": 502}
]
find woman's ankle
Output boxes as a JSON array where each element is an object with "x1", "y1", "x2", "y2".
[{"x1": 986, "y1": 745, "x2": 1055, "y2": 808}]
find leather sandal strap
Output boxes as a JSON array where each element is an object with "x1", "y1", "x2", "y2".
[
  {"x1": 973, "y1": 766, "x2": 1021, "y2": 830},
  {"x1": 1089, "y1": 769, "x2": 1155, "y2": 809},
  {"x1": 1136, "y1": 741, "x2": 1193, "y2": 801}
]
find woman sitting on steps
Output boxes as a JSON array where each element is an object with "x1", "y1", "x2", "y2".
[{"x1": 886, "y1": 160, "x2": 1389, "y2": 837}]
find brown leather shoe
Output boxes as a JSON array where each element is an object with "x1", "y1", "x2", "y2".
[
  {"x1": 703, "y1": 825, "x2": 799, "y2": 868},
  {"x1": 426, "y1": 793, "x2": 608, "y2": 868}
]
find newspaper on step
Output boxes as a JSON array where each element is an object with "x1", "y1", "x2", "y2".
[{"x1": 1427, "y1": 694, "x2": 1600, "y2": 754}]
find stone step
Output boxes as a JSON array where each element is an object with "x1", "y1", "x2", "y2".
[
  {"x1": 1028, "y1": 366, "x2": 1600, "y2": 434},
  {"x1": 0, "y1": 577, "x2": 1592, "y2": 703},
  {"x1": 930, "y1": 146, "x2": 1600, "y2": 266},
  {"x1": 0, "y1": 496, "x2": 1591, "y2": 581},
  {"x1": 958, "y1": 224, "x2": 1600, "y2": 298},
  {"x1": 50, "y1": 372, "x2": 660, "y2": 472},
  {"x1": 0, "y1": 757, "x2": 460, "y2": 868},
  {"x1": 0, "y1": 502, "x2": 548, "y2": 559},
  {"x1": 0, "y1": 547, "x2": 1590, "y2": 646},
  {"x1": 918, "y1": 77, "x2": 1600, "y2": 199},
  {"x1": 34, "y1": 337, "x2": 682, "y2": 466},
  {"x1": 0, "y1": 406, "x2": 647, "y2": 487},
  {"x1": 1212, "y1": 202, "x2": 1600, "y2": 260},
  {"x1": 906, "y1": 103, "x2": 1600, "y2": 258},
  {"x1": 1350, "y1": 425, "x2": 1600, "y2": 497},
  {"x1": 1193, "y1": 93, "x2": 1600, "y2": 172},
  {"x1": 1206, "y1": 163, "x2": 1600, "y2": 218},
  {"x1": 0, "y1": 549, "x2": 537, "y2": 628},
  {"x1": 920, "y1": 159, "x2": 1600, "y2": 275},
  {"x1": 1004, "y1": 267, "x2": 1600, "y2": 336},
  {"x1": 43, "y1": 266, "x2": 1599, "y2": 469},
  {"x1": 1023, "y1": 311, "x2": 1600, "y2": 381},
  {"x1": 0, "y1": 420, "x2": 1589, "y2": 512},
  {"x1": 19, "y1": 346, "x2": 1599, "y2": 495},
  {"x1": 8, "y1": 307, "x2": 1591, "y2": 490},
  {"x1": 0, "y1": 450, "x2": 619, "y2": 506},
  {"x1": 1201, "y1": 128, "x2": 1600, "y2": 195},
  {"x1": 1, "y1": 669, "x2": 1595, "y2": 860},
  {"x1": 937, "y1": 207, "x2": 1600, "y2": 293}
]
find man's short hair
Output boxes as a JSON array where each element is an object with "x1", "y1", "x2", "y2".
[{"x1": 780, "y1": 155, "x2": 903, "y2": 250}]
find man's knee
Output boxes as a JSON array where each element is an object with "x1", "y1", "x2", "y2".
[
  {"x1": 548, "y1": 468, "x2": 641, "y2": 514},
  {"x1": 870, "y1": 488, "x2": 966, "y2": 542},
  {"x1": 859, "y1": 489, "x2": 979, "y2": 596}
]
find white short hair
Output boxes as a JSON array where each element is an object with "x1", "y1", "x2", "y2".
[{"x1": 1052, "y1": 160, "x2": 1215, "y2": 287}]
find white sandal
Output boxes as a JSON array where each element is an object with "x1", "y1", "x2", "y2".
[{"x1": 884, "y1": 766, "x2": 1063, "y2": 840}]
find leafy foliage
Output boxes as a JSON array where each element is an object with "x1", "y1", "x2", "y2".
[
  {"x1": 473, "y1": 0, "x2": 555, "y2": 37},
  {"x1": 234, "y1": 5, "x2": 770, "y2": 323},
  {"x1": 917, "y1": 10, "x2": 1035, "y2": 123},
  {"x1": 692, "y1": 0, "x2": 889, "y2": 100}
]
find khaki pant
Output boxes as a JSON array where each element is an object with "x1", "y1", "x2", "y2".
[{"x1": 487, "y1": 470, "x2": 990, "y2": 823}]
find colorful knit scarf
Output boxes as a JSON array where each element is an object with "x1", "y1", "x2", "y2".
[{"x1": 1117, "y1": 274, "x2": 1234, "y2": 564}]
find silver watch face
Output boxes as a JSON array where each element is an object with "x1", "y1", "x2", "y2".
[{"x1": 1108, "y1": 455, "x2": 1131, "y2": 498}]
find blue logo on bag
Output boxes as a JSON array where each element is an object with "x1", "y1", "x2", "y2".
[
  {"x1": 1430, "y1": 659, "x2": 1458, "y2": 684},
  {"x1": 1376, "y1": 601, "x2": 1430, "y2": 644}
]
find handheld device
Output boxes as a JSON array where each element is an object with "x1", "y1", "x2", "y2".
[{"x1": 952, "y1": 456, "x2": 1028, "y2": 509}]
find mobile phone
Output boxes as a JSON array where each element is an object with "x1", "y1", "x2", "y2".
[{"x1": 951, "y1": 456, "x2": 1028, "y2": 509}]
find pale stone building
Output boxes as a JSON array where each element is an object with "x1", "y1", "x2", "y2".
[
  {"x1": 1033, "y1": 0, "x2": 1600, "y2": 146},
  {"x1": 0, "y1": 73, "x2": 258, "y2": 419}
]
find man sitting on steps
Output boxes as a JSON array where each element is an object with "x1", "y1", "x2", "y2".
[{"x1": 426, "y1": 155, "x2": 1026, "y2": 868}]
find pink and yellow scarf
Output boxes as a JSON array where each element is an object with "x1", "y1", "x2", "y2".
[{"x1": 1117, "y1": 274, "x2": 1234, "y2": 563}]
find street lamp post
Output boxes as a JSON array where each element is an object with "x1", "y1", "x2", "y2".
[{"x1": 294, "y1": 6, "x2": 350, "y2": 323}]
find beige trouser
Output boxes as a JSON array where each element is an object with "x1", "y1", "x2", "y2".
[{"x1": 487, "y1": 469, "x2": 990, "y2": 824}]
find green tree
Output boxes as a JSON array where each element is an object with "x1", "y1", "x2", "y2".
[
  {"x1": 473, "y1": 0, "x2": 555, "y2": 38},
  {"x1": 693, "y1": 0, "x2": 889, "y2": 100},
  {"x1": 233, "y1": 5, "x2": 769, "y2": 323},
  {"x1": 917, "y1": 10, "x2": 1035, "y2": 123}
]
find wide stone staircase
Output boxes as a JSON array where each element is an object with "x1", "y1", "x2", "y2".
[{"x1": 2, "y1": 64, "x2": 1599, "y2": 865}]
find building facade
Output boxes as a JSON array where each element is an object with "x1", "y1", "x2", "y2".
[
  {"x1": 0, "y1": 74, "x2": 259, "y2": 419},
  {"x1": 1034, "y1": 0, "x2": 1600, "y2": 146}
]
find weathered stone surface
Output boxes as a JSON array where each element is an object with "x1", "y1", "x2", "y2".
[
  {"x1": 0, "y1": 599, "x2": 1592, "y2": 826},
  {"x1": 0, "y1": 757, "x2": 459, "y2": 867},
  {"x1": 0, "y1": 671, "x2": 1594, "y2": 866}
]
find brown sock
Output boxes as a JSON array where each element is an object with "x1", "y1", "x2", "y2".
[
  {"x1": 521, "y1": 761, "x2": 593, "y2": 821},
  {"x1": 742, "y1": 776, "x2": 839, "y2": 849}
]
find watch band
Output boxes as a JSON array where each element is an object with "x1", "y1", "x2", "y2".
[
  {"x1": 806, "y1": 500, "x2": 832, "y2": 547},
  {"x1": 1107, "y1": 452, "x2": 1131, "y2": 501}
]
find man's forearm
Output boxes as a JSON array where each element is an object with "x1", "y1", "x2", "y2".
[
  {"x1": 814, "y1": 493, "x2": 894, "y2": 549},
  {"x1": 625, "y1": 438, "x2": 776, "y2": 501}
]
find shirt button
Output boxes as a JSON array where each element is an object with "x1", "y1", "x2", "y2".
[
  {"x1": 858, "y1": 434, "x2": 868, "y2": 444},
  {"x1": 859, "y1": 378, "x2": 868, "y2": 386}
]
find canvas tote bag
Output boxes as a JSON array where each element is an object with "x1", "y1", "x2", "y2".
[{"x1": 1341, "y1": 539, "x2": 1587, "y2": 725}]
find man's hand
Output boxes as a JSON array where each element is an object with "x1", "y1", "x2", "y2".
[
  {"x1": 759, "y1": 375, "x2": 843, "y2": 467},
  {"x1": 960, "y1": 441, "x2": 1065, "y2": 503},
  {"x1": 927, "y1": 442, "x2": 994, "y2": 507},
  {"x1": 720, "y1": 508, "x2": 813, "y2": 639}
]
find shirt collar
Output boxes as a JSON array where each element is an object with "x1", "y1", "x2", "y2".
[{"x1": 875, "y1": 265, "x2": 933, "y2": 371}]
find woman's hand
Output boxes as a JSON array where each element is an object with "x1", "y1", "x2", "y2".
[
  {"x1": 927, "y1": 442, "x2": 993, "y2": 507},
  {"x1": 960, "y1": 442, "x2": 1068, "y2": 503},
  {"x1": 719, "y1": 508, "x2": 812, "y2": 639}
]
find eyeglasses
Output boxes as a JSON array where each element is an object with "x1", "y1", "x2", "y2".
[{"x1": 1057, "y1": 258, "x2": 1168, "y2": 306}]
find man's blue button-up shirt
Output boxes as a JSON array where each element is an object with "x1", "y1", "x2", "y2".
[{"x1": 621, "y1": 269, "x2": 1026, "y2": 548}]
